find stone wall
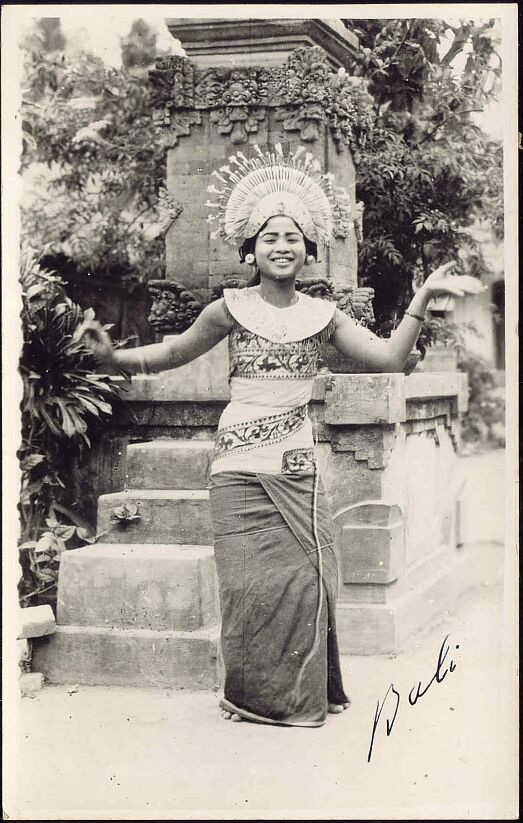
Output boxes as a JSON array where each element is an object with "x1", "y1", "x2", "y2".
[
  {"x1": 148, "y1": 44, "x2": 374, "y2": 306},
  {"x1": 113, "y1": 364, "x2": 471, "y2": 655}
]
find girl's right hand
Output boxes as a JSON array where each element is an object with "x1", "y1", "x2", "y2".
[{"x1": 74, "y1": 319, "x2": 116, "y2": 366}]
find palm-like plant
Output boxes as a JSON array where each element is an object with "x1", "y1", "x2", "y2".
[{"x1": 18, "y1": 249, "x2": 123, "y2": 605}]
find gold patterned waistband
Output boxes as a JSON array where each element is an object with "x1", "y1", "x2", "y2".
[{"x1": 213, "y1": 404, "x2": 308, "y2": 461}]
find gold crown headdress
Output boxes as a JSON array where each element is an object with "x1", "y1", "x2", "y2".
[{"x1": 206, "y1": 143, "x2": 353, "y2": 247}]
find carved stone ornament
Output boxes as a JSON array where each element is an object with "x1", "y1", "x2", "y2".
[
  {"x1": 149, "y1": 46, "x2": 376, "y2": 149},
  {"x1": 275, "y1": 103, "x2": 327, "y2": 143},
  {"x1": 156, "y1": 111, "x2": 202, "y2": 149},
  {"x1": 210, "y1": 106, "x2": 266, "y2": 145},
  {"x1": 147, "y1": 280, "x2": 203, "y2": 335},
  {"x1": 294, "y1": 278, "x2": 374, "y2": 327},
  {"x1": 333, "y1": 286, "x2": 375, "y2": 326},
  {"x1": 209, "y1": 276, "x2": 248, "y2": 301}
]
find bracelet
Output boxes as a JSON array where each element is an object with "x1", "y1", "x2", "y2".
[{"x1": 405, "y1": 310, "x2": 425, "y2": 323}]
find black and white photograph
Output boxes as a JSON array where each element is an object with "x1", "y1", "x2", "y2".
[{"x1": 2, "y1": 4, "x2": 518, "y2": 819}]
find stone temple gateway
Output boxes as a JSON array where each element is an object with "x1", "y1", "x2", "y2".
[{"x1": 34, "y1": 20, "x2": 473, "y2": 688}]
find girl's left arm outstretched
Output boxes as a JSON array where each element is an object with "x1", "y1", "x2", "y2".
[{"x1": 330, "y1": 263, "x2": 484, "y2": 373}]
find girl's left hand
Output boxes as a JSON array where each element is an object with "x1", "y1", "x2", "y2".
[{"x1": 421, "y1": 262, "x2": 486, "y2": 298}]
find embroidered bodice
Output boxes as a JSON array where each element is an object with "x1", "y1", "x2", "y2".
[
  {"x1": 226, "y1": 287, "x2": 336, "y2": 381},
  {"x1": 210, "y1": 287, "x2": 337, "y2": 477}
]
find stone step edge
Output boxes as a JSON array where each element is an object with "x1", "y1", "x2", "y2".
[
  {"x1": 64, "y1": 543, "x2": 215, "y2": 556},
  {"x1": 128, "y1": 440, "x2": 215, "y2": 451},
  {"x1": 49, "y1": 622, "x2": 221, "y2": 640},
  {"x1": 98, "y1": 489, "x2": 210, "y2": 501},
  {"x1": 32, "y1": 623, "x2": 224, "y2": 689},
  {"x1": 337, "y1": 550, "x2": 473, "y2": 614}
]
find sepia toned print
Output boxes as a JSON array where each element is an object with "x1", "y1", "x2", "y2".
[{"x1": 3, "y1": 5, "x2": 518, "y2": 820}]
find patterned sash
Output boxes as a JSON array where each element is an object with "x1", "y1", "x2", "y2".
[{"x1": 213, "y1": 404, "x2": 308, "y2": 461}]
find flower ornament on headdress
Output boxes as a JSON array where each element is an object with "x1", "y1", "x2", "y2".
[{"x1": 206, "y1": 143, "x2": 356, "y2": 247}]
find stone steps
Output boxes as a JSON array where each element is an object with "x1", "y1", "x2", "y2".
[
  {"x1": 97, "y1": 489, "x2": 213, "y2": 545},
  {"x1": 126, "y1": 439, "x2": 214, "y2": 490},
  {"x1": 336, "y1": 550, "x2": 477, "y2": 655},
  {"x1": 57, "y1": 544, "x2": 220, "y2": 632},
  {"x1": 32, "y1": 623, "x2": 222, "y2": 689},
  {"x1": 35, "y1": 437, "x2": 223, "y2": 689}
]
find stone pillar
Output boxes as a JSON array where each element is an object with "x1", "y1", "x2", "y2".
[
  {"x1": 166, "y1": 18, "x2": 359, "y2": 69},
  {"x1": 310, "y1": 372, "x2": 471, "y2": 654},
  {"x1": 147, "y1": 19, "x2": 373, "y2": 316}
]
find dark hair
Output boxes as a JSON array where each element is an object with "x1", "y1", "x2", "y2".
[{"x1": 238, "y1": 218, "x2": 318, "y2": 287}]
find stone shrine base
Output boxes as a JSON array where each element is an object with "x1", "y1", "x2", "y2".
[{"x1": 34, "y1": 346, "x2": 475, "y2": 686}]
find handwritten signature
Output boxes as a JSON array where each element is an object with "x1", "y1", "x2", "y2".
[{"x1": 367, "y1": 634, "x2": 459, "y2": 763}]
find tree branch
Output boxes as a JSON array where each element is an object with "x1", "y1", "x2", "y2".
[
  {"x1": 368, "y1": 20, "x2": 415, "y2": 81},
  {"x1": 440, "y1": 23, "x2": 473, "y2": 66},
  {"x1": 416, "y1": 108, "x2": 483, "y2": 145}
]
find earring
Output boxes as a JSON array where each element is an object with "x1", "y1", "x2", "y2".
[
  {"x1": 305, "y1": 254, "x2": 315, "y2": 266},
  {"x1": 245, "y1": 253, "x2": 255, "y2": 265}
]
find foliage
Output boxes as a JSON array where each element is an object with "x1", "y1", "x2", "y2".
[
  {"x1": 457, "y1": 350, "x2": 505, "y2": 445},
  {"x1": 35, "y1": 18, "x2": 66, "y2": 53},
  {"x1": 111, "y1": 502, "x2": 141, "y2": 523},
  {"x1": 121, "y1": 19, "x2": 158, "y2": 69},
  {"x1": 342, "y1": 18, "x2": 503, "y2": 328},
  {"x1": 18, "y1": 250, "x2": 122, "y2": 607},
  {"x1": 416, "y1": 316, "x2": 479, "y2": 359},
  {"x1": 20, "y1": 24, "x2": 180, "y2": 284}
]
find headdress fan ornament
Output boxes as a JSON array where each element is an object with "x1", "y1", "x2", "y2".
[{"x1": 206, "y1": 143, "x2": 354, "y2": 247}]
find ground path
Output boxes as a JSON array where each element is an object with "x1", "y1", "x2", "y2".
[{"x1": 9, "y1": 450, "x2": 517, "y2": 819}]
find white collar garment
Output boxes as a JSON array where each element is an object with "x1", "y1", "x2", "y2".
[{"x1": 223, "y1": 287, "x2": 336, "y2": 344}]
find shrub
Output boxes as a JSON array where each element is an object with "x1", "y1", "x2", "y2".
[
  {"x1": 458, "y1": 349, "x2": 505, "y2": 446},
  {"x1": 18, "y1": 249, "x2": 123, "y2": 608}
]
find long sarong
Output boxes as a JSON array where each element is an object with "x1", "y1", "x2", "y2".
[{"x1": 208, "y1": 470, "x2": 349, "y2": 727}]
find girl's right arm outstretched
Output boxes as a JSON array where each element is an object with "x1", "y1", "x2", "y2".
[{"x1": 76, "y1": 298, "x2": 233, "y2": 374}]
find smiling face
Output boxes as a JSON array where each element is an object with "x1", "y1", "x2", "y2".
[{"x1": 254, "y1": 215, "x2": 307, "y2": 282}]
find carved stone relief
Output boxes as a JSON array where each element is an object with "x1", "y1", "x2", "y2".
[
  {"x1": 147, "y1": 280, "x2": 203, "y2": 336},
  {"x1": 149, "y1": 46, "x2": 376, "y2": 150}
]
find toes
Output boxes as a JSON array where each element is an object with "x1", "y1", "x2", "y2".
[
  {"x1": 221, "y1": 710, "x2": 233, "y2": 720},
  {"x1": 328, "y1": 701, "x2": 351, "y2": 714},
  {"x1": 328, "y1": 703, "x2": 344, "y2": 714},
  {"x1": 231, "y1": 713, "x2": 243, "y2": 722}
]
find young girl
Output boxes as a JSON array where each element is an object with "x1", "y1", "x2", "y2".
[{"x1": 77, "y1": 145, "x2": 482, "y2": 727}]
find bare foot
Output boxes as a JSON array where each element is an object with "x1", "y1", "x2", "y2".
[
  {"x1": 328, "y1": 701, "x2": 351, "y2": 714},
  {"x1": 220, "y1": 708, "x2": 242, "y2": 722}
]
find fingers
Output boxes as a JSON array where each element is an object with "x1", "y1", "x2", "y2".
[
  {"x1": 436, "y1": 261, "x2": 458, "y2": 277},
  {"x1": 74, "y1": 319, "x2": 108, "y2": 346},
  {"x1": 445, "y1": 275, "x2": 485, "y2": 296},
  {"x1": 73, "y1": 320, "x2": 97, "y2": 342},
  {"x1": 454, "y1": 274, "x2": 486, "y2": 294}
]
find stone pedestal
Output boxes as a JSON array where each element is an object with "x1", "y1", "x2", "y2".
[
  {"x1": 34, "y1": 361, "x2": 473, "y2": 686},
  {"x1": 110, "y1": 364, "x2": 472, "y2": 658},
  {"x1": 310, "y1": 371, "x2": 471, "y2": 653},
  {"x1": 148, "y1": 22, "x2": 372, "y2": 306},
  {"x1": 167, "y1": 18, "x2": 359, "y2": 69}
]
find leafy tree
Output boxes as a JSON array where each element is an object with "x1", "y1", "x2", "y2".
[
  {"x1": 20, "y1": 23, "x2": 180, "y2": 288},
  {"x1": 36, "y1": 18, "x2": 66, "y2": 53},
  {"x1": 342, "y1": 18, "x2": 503, "y2": 329},
  {"x1": 121, "y1": 19, "x2": 158, "y2": 69}
]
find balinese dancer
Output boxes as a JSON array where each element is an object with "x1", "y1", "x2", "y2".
[{"x1": 77, "y1": 144, "x2": 483, "y2": 727}]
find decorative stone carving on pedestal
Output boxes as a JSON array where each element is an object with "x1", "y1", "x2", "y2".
[
  {"x1": 147, "y1": 280, "x2": 203, "y2": 339},
  {"x1": 166, "y1": 18, "x2": 359, "y2": 69},
  {"x1": 148, "y1": 35, "x2": 375, "y2": 311}
]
